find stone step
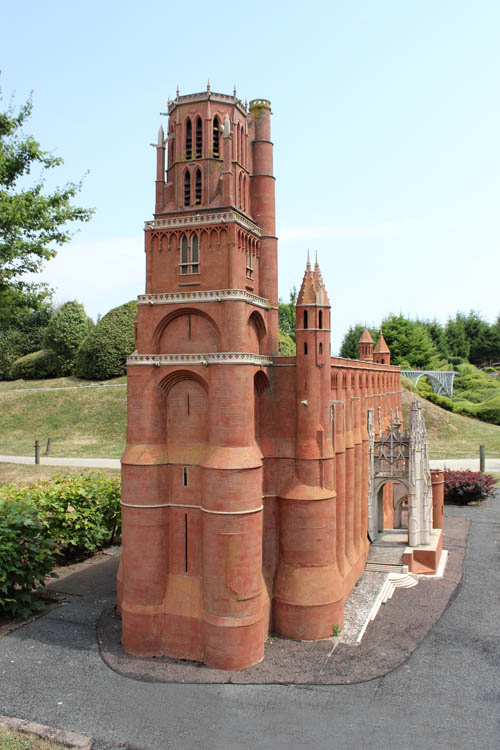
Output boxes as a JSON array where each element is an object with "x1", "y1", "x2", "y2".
[{"x1": 365, "y1": 562, "x2": 408, "y2": 574}]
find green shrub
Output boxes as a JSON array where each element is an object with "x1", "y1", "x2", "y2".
[
  {"x1": 401, "y1": 376, "x2": 416, "y2": 392},
  {"x1": 0, "y1": 472, "x2": 121, "y2": 560},
  {"x1": 426, "y1": 392, "x2": 455, "y2": 411},
  {"x1": 0, "y1": 328, "x2": 26, "y2": 380},
  {"x1": 278, "y1": 329, "x2": 296, "y2": 355},
  {"x1": 10, "y1": 349, "x2": 61, "y2": 380},
  {"x1": 74, "y1": 300, "x2": 136, "y2": 380},
  {"x1": 0, "y1": 492, "x2": 57, "y2": 618},
  {"x1": 475, "y1": 394, "x2": 500, "y2": 426},
  {"x1": 43, "y1": 301, "x2": 93, "y2": 375}
]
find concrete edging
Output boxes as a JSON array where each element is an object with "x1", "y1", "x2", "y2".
[{"x1": 0, "y1": 715, "x2": 92, "y2": 749}]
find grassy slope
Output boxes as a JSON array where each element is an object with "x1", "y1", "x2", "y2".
[
  {"x1": 401, "y1": 388, "x2": 500, "y2": 459},
  {"x1": 0, "y1": 376, "x2": 127, "y2": 457},
  {"x1": 1, "y1": 375, "x2": 499, "y2": 461}
]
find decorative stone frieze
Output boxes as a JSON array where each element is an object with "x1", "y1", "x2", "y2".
[
  {"x1": 137, "y1": 288, "x2": 270, "y2": 309},
  {"x1": 127, "y1": 352, "x2": 273, "y2": 366},
  {"x1": 145, "y1": 210, "x2": 261, "y2": 237}
]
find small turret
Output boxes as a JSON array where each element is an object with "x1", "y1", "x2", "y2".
[
  {"x1": 359, "y1": 328, "x2": 374, "y2": 362},
  {"x1": 374, "y1": 332, "x2": 391, "y2": 365}
]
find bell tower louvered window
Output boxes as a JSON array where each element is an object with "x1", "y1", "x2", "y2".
[
  {"x1": 184, "y1": 171, "x2": 191, "y2": 206},
  {"x1": 185, "y1": 119, "x2": 192, "y2": 159},
  {"x1": 213, "y1": 116, "x2": 220, "y2": 157},
  {"x1": 195, "y1": 117, "x2": 202, "y2": 158},
  {"x1": 195, "y1": 169, "x2": 202, "y2": 205}
]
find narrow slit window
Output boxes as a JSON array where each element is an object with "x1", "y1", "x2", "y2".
[
  {"x1": 188, "y1": 315, "x2": 192, "y2": 339},
  {"x1": 213, "y1": 116, "x2": 220, "y2": 157},
  {"x1": 304, "y1": 310, "x2": 308, "y2": 329},
  {"x1": 185, "y1": 119, "x2": 192, "y2": 159},
  {"x1": 195, "y1": 169, "x2": 202, "y2": 205},
  {"x1": 319, "y1": 310, "x2": 323, "y2": 329},
  {"x1": 319, "y1": 342, "x2": 323, "y2": 354},
  {"x1": 184, "y1": 172, "x2": 191, "y2": 206},
  {"x1": 304, "y1": 342, "x2": 308, "y2": 355},
  {"x1": 184, "y1": 513, "x2": 188, "y2": 573},
  {"x1": 183, "y1": 467, "x2": 188, "y2": 486},
  {"x1": 186, "y1": 393, "x2": 190, "y2": 415},
  {"x1": 195, "y1": 117, "x2": 202, "y2": 158}
]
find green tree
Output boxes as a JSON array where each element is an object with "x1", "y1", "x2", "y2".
[
  {"x1": 339, "y1": 324, "x2": 378, "y2": 359},
  {"x1": 74, "y1": 300, "x2": 137, "y2": 380},
  {"x1": 381, "y1": 315, "x2": 437, "y2": 369},
  {"x1": 43, "y1": 300, "x2": 93, "y2": 375},
  {"x1": 445, "y1": 313, "x2": 470, "y2": 361},
  {"x1": 0, "y1": 92, "x2": 93, "y2": 293},
  {"x1": 278, "y1": 287, "x2": 297, "y2": 342}
]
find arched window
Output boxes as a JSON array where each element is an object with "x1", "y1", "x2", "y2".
[
  {"x1": 179, "y1": 233, "x2": 200, "y2": 275},
  {"x1": 195, "y1": 169, "x2": 202, "y2": 204},
  {"x1": 304, "y1": 310, "x2": 308, "y2": 329},
  {"x1": 184, "y1": 171, "x2": 191, "y2": 206},
  {"x1": 242, "y1": 174, "x2": 246, "y2": 211},
  {"x1": 246, "y1": 250, "x2": 254, "y2": 279},
  {"x1": 185, "y1": 119, "x2": 192, "y2": 160},
  {"x1": 319, "y1": 310, "x2": 323, "y2": 329},
  {"x1": 195, "y1": 117, "x2": 202, "y2": 158},
  {"x1": 180, "y1": 234, "x2": 189, "y2": 274},
  {"x1": 213, "y1": 116, "x2": 220, "y2": 157},
  {"x1": 191, "y1": 234, "x2": 199, "y2": 273}
]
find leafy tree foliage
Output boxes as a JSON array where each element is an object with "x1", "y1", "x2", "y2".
[
  {"x1": 278, "y1": 329, "x2": 296, "y2": 355},
  {"x1": 0, "y1": 286, "x2": 54, "y2": 379},
  {"x1": 278, "y1": 287, "x2": 297, "y2": 342},
  {"x1": 380, "y1": 315, "x2": 438, "y2": 369},
  {"x1": 43, "y1": 300, "x2": 93, "y2": 375},
  {"x1": 74, "y1": 300, "x2": 137, "y2": 380},
  {"x1": 0, "y1": 94, "x2": 93, "y2": 291},
  {"x1": 339, "y1": 324, "x2": 379, "y2": 359}
]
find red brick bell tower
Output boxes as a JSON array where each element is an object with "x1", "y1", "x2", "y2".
[{"x1": 119, "y1": 87, "x2": 277, "y2": 670}]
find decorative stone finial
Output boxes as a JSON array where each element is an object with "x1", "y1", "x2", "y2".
[
  {"x1": 176, "y1": 85, "x2": 180, "y2": 99},
  {"x1": 207, "y1": 79, "x2": 211, "y2": 92},
  {"x1": 233, "y1": 85, "x2": 237, "y2": 97}
]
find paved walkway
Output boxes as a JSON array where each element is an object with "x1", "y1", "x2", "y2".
[
  {"x1": 0, "y1": 496, "x2": 498, "y2": 749},
  {"x1": 1, "y1": 454, "x2": 500, "y2": 473},
  {"x1": 0, "y1": 455, "x2": 121, "y2": 469}
]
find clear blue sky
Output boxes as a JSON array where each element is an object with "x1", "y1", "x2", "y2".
[{"x1": 3, "y1": 0, "x2": 500, "y2": 352}]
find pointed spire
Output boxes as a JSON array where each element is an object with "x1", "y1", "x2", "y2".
[
  {"x1": 374, "y1": 332, "x2": 390, "y2": 354},
  {"x1": 207, "y1": 79, "x2": 211, "y2": 92},
  {"x1": 359, "y1": 328, "x2": 374, "y2": 344},
  {"x1": 158, "y1": 124, "x2": 164, "y2": 147},
  {"x1": 297, "y1": 253, "x2": 330, "y2": 306}
]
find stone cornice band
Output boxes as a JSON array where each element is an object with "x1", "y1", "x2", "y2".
[
  {"x1": 145, "y1": 210, "x2": 262, "y2": 237},
  {"x1": 138, "y1": 288, "x2": 270, "y2": 309},
  {"x1": 127, "y1": 352, "x2": 273, "y2": 366},
  {"x1": 121, "y1": 501, "x2": 263, "y2": 515}
]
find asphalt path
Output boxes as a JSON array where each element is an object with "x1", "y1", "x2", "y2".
[
  {"x1": 2, "y1": 454, "x2": 500, "y2": 472},
  {"x1": 1, "y1": 492, "x2": 499, "y2": 750}
]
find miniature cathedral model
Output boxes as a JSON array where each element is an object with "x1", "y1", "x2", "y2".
[{"x1": 119, "y1": 88, "x2": 442, "y2": 671}]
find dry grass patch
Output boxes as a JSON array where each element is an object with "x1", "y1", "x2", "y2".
[{"x1": 0, "y1": 727, "x2": 66, "y2": 750}]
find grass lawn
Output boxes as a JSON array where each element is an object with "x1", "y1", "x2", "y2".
[
  {"x1": 0, "y1": 376, "x2": 127, "y2": 458},
  {"x1": 0, "y1": 727, "x2": 66, "y2": 750},
  {"x1": 401, "y1": 389, "x2": 500, "y2": 459}
]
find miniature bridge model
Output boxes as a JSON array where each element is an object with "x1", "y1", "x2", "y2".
[{"x1": 400, "y1": 369, "x2": 457, "y2": 397}]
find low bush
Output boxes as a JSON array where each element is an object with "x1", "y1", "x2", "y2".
[
  {"x1": 10, "y1": 349, "x2": 61, "y2": 380},
  {"x1": 0, "y1": 472, "x2": 121, "y2": 561},
  {"x1": 426, "y1": 392, "x2": 455, "y2": 411},
  {"x1": 474, "y1": 393, "x2": 500, "y2": 426},
  {"x1": 401, "y1": 376, "x2": 416, "y2": 392},
  {"x1": 0, "y1": 492, "x2": 57, "y2": 619},
  {"x1": 43, "y1": 301, "x2": 93, "y2": 376},
  {"x1": 444, "y1": 470, "x2": 496, "y2": 505}
]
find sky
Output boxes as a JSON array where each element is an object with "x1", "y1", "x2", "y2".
[{"x1": 3, "y1": 0, "x2": 500, "y2": 353}]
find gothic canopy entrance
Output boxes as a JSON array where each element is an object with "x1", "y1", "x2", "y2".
[{"x1": 368, "y1": 401, "x2": 433, "y2": 547}]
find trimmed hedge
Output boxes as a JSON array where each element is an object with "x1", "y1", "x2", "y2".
[
  {"x1": 444, "y1": 470, "x2": 496, "y2": 505},
  {"x1": 10, "y1": 349, "x2": 61, "y2": 380},
  {"x1": 74, "y1": 300, "x2": 136, "y2": 380}
]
